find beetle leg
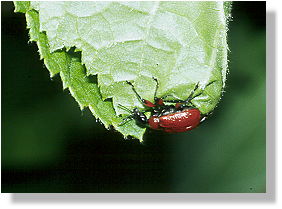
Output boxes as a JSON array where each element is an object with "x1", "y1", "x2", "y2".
[
  {"x1": 200, "y1": 116, "x2": 207, "y2": 123},
  {"x1": 118, "y1": 115, "x2": 134, "y2": 126},
  {"x1": 118, "y1": 104, "x2": 134, "y2": 126},
  {"x1": 182, "y1": 82, "x2": 200, "y2": 103},
  {"x1": 162, "y1": 99, "x2": 184, "y2": 103},
  {"x1": 171, "y1": 82, "x2": 201, "y2": 106},
  {"x1": 184, "y1": 81, "x2": 217, "y2": 104},
  {"x1": 206, "y1": 80, "x2": 217, "y2": 87},
  {"x1": 161, "y1": 94, "x2": 183, "y2": 103},
  {"x1": 118, "y1": 105, "x2": 149, "y2": 127},
  {"x1": 161, "y1": 83, "x2": 200, "y2": 105}
]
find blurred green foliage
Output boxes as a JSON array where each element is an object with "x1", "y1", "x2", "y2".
[{"x1": 2, "y1": 2, "x2": 265, "y2": 192}]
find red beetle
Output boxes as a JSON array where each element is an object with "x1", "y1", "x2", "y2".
[{"x1": 119, "y1": 79, "x2": 205, "y2": 133}]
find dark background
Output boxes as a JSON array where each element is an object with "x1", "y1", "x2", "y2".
[{"x1": 2, "y1": 2, "x2": 266, "y2": 193}]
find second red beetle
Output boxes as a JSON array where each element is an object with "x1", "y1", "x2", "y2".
[{"x1": 119, "y1": 79, "x2": 205, "y2": 133}]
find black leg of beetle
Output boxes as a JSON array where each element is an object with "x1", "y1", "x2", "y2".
[
  {"x1": 118, "y1": 115, "x2": 134, "y2": 126},
  {"x1": 118, "y1": 104, "x2": 134, "y2": 126},
  {"x1": 118, "y1": 104, "x2": 148, "y2": 127},
  {"x1": 200, "y1": 116, "x2": 207, "y2": 123},
  {"x1": 183, "y1": 81, "x2": 216, "y2": 103},
  {"x1": 161, "y1": 83, "x2": 200, "y2": 104},
  {"x1": 206, "y1": 80, "x2": 217, "y2": 87},
  {"x1": 160, "y1": 95, "x2": 187, "y2": 104},
  {"x1": 160, "y1": 83, "x2": 201, "y2": 109},
  {"x1": 182, "y1": 82, "x2": 200, "y2": 103},
  {"x1": 162, "y1": 98, "x2": 184, "y2": 103}
]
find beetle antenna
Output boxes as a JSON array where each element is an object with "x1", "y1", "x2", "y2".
[
  {"x1": 118, "y1": 104, "x2": 132, "y2": 113},
  {"x1": 152, "y1": 77, "x2": 159, "y2": 100},
  {"x1": 126, "y1": 81, "x2": 144, "y2": 104}
]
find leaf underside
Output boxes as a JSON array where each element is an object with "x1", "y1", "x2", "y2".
[{"x1": 14, "y1": 1, "x2": 231, "y2": 141}]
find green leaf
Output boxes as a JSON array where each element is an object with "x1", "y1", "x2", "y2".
[
  {"x1": 14, "y1": 1, "x2": 30, "y2": 13},
  {"x1": 14, "y1": 1, "x2": 231, "y2": 141},
  {"x1": 15, "y1": 2, "x2": 145, "y2": 140}
]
